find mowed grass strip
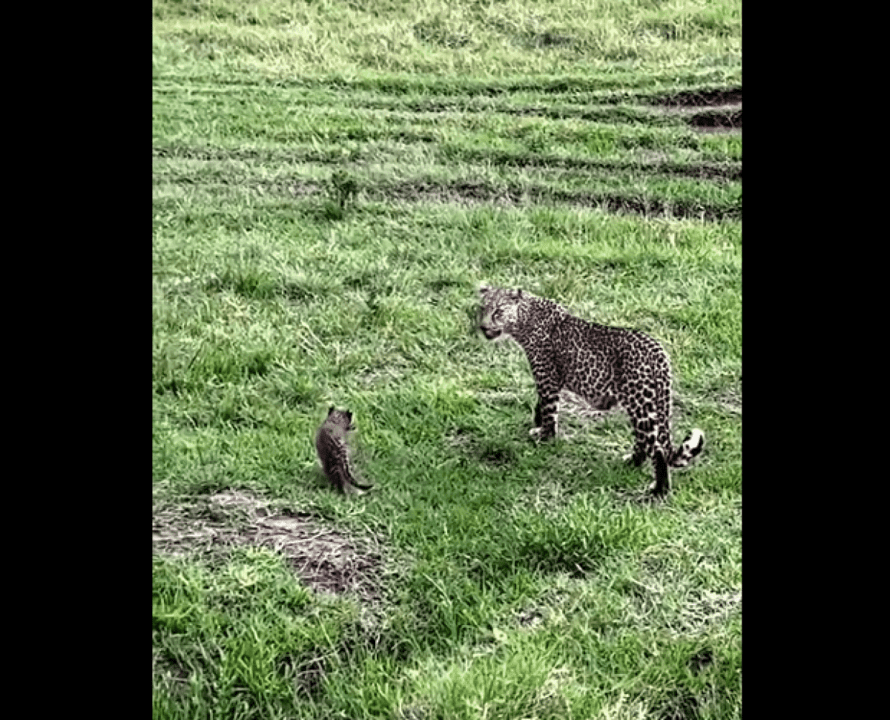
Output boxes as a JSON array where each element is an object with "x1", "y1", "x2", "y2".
[{"x1": 153, "y1": 78, "x2": 740, "y2": 221}]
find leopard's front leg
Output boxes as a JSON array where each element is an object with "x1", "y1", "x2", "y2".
[{"x1": 528, "y1": 359, "x2": 560, "y2": 441}]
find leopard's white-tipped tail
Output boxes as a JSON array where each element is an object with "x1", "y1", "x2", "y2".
[{"x1": 670, "y1": 428, "x2": 704, "y2": 467}]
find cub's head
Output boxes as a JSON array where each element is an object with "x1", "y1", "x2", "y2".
[
  {"x1": 478, "y1": 285, "x2": 525, "y2": 341},
  {"x1": 325, "y1": 406, "x2": 355, "y2": 432}
]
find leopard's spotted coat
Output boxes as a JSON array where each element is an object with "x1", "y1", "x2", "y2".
[
  {"x1": 315, "y1": 407, "x2": 373, "y2": 494},
  {"x1": 478, "y1": 286, "x2": 703, "y2": 495}
]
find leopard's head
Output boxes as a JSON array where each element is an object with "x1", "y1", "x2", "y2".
[
  {"x1": 326, "y1": 406, "x2": 355, "y2": 432},
  {"x1": 478, "y1": 285, "x2": 525, "y2": 341}
]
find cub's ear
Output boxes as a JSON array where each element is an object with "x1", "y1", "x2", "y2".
[
  {"x1": 328, "y1": 405, "x2": 335, "y2": 415},
  {"x1": 345, "y1": 411, "x2": 353, "y2": 421},
  {"x1": 508, "y1": 288, "x2": 522, "y2": 298},
  {"x1": 479, "y1": 284, "x2": 490, "y2": 295}
]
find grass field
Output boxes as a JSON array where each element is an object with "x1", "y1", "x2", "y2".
[{"x1": 153, "y1": 1, "x2": 741, "y2": 718}]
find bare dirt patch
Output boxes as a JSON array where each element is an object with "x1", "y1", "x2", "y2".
[
  {"x1": 153, "y1": 490, "x2": 383, "y2": 601},
  {"x1": 452, "y1": 149, "x2": 741, "y2": 182},
  {"x1": 368, "y1": 179, "x2": 739, "y2": 221},
  {"x1": 688, "y1": 107, "x2": 741, "y2": 131},
  {"x1": 647, "y1": 87, "x2": 741, "y2": 132},
  {"x1": 651, "y1": 88, "x2": 742, "y2": 107}
]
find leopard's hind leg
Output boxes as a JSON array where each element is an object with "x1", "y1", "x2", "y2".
[
  {"x1": 626, "y1": 414, "x2": 656, "y2": 469},
  {"x1": 648, "y1": 423, "x2": 674, "y2": 496},
  {"x1": 649, "y1": 450, "x2": 671, "y2": 497},
  {"x1": 626, "y1": 414, "x2": 672, "y2": 496},
  {"x1": 623, "y1": 422, "x2": 648, "y2": 467}
]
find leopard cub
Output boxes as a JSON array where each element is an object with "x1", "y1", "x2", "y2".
[
  {"x1": 315, "y1": 407, "x2": 373, "y2": 494},
  {"x1": 478, "y1": 285, "x2": 703, "y2": 496}
]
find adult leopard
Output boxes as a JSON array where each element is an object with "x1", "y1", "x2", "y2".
[{"x1": 478, "y1": 285, "x2": 703, "y2": 496}]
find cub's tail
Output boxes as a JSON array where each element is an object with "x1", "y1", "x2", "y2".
[
  {"x1": 324, "y1": 464, "x2": 374, "y2": 494},
  {"x1": 346, "y1": 476, "x2": 374, "y2": 492},
  {"x1": 669, "y1": 429, "x2": 704, "y2": 468}
]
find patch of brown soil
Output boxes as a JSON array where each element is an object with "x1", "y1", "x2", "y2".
[
  {"x1": 369, "y1": 180, "x2": 739, "y2": 221},
  {"x1": 652, "y1": 88, "x2": 742, "y2": 107},
  {"x1": 688, "y1": 108, "x2": 741, "y2": 130},
  {"x1": 152, "y1": 491, "x2": 383, "y2": 600},
  {"x1": 450, "y1": 150, "x2": 741, "y2": 182},
  {"x1": 253, "y1": 514, "x2": 381, "y2": 598},
  {"x1": 646, "y1": 87, "x2": 741, "y2": 133}
]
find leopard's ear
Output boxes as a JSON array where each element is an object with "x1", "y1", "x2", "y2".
[
  {"x1": 509, "y1": 288, "x2": 523, "y2": 299},
  {"x1": 328, "y1": 405, "x2": 335, "y2": 416},
  {"x1": 479, "y1": 283, "x2": 491, "y2": 295}
]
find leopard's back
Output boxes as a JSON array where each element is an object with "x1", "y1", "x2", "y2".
[{"x1": 553, "y1": 315, "x2": 673, "y2": 417}]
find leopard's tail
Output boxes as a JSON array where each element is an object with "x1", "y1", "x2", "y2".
[
  {"x1": 669, "y1": 428, "x2": 704, "y2": 467},
  {"x1": 346, "y1": 476, "x2": 374, "y2": 492},
  {"x1": 341, "y1": 462, "x2": 374, "y2": 493},
  {"x1": 329, "y1": 465, "x2": 374, "y2": 494}
]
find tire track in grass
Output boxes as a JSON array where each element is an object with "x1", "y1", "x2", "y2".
[
  {"x1": 152, "y1": 172, "x2": 739, "y2": 221},
  {"x1": 153, "y1": 81, "x2": 740, "y2": 220},
  {"x1": 154, "y1": 144, "x2": 740, "y2": 183},
  {"x1": 647, "y1": 87, "x2": 742, "y2": 133},
  {"x1": 365, "y1": 179, "x2": 739, "y2": 221}
]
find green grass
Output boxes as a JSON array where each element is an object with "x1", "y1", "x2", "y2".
[
  {"x1": 154, "y1": 1, "x2": 740, "y2": 718},
  {"x1": 152, "y1": 0, "x2": 740, "y2": 81}
]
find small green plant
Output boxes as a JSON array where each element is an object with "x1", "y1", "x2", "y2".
[{"x1": 323, "y1": 170, "x2": 358, "y2": 220}]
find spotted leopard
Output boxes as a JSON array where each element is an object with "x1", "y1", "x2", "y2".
[
  {"x1": 478, "y1": 285, "x2": 703, "y2": 496},
  {"x1": 315, "y1": 407, "x2": 373, "y2": 494}
]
